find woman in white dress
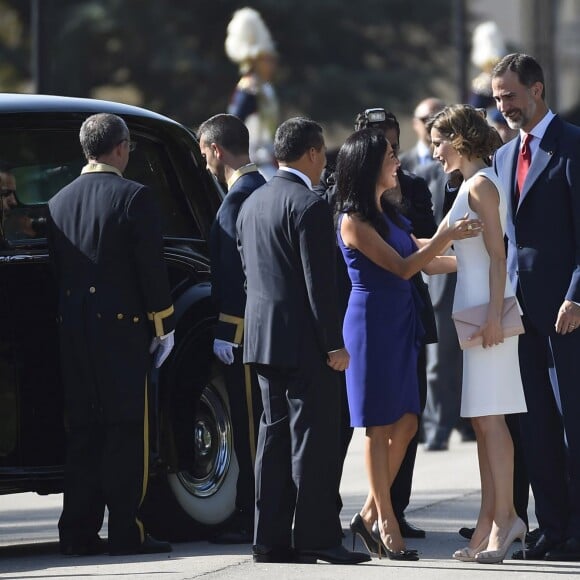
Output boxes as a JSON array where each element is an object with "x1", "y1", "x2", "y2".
[{"x1": 427, "y1": 105, "x2": 528, "y2": 564}]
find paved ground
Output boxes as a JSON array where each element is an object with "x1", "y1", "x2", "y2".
[{"x1": 1, "y1": 430, "x2": 579, "y2": 579}]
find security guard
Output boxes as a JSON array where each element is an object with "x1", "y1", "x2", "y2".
[
  {"x1": 48, "y1": 113, "x2": 175, "y2": 556},
  {"x1": 199, "y1": 114, "x2": 265, "y2": 543}
]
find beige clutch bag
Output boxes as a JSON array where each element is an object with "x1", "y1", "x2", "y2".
[{"x1": 452, "y1": 296, "x2": 524, "y2": 350}]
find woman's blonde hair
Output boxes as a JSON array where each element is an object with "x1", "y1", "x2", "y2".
[{"x1": 426, "y1": 104, "x2": 503, "y2": 160}]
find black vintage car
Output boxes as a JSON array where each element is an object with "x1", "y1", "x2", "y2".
[{"x1": 0, "y1": 94, "x2": 238, "y2": 540}]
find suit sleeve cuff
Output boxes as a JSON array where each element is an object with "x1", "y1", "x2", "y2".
[
  {"x1": 216, "y1": 313, "x2": 244, "y2": 344},
  {"x1": 148, "y1": 305, "x2": 175, "y2": 337}
]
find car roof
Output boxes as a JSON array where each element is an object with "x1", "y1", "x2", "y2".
[{"x1": 0, "y1": 93, "x2": 179, "y2": 126}]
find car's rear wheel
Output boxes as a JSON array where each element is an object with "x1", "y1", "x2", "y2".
[
  {"x1": 167, "y1": 372, "x2": 238, "y2": 526},
  {"x1": 141, "y1": 327, "x2": 238, "y2": 541}
]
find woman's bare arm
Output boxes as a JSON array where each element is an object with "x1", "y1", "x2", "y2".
[{"x1": 340, "y1": 213, "x2": 480, "y2": 280}]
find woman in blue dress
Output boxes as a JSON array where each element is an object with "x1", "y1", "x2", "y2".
[{"x1": 335, "y1": 129, "x2": 482, "y2": 559}]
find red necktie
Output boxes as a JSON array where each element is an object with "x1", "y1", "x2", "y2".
[{"x1": 515, "y1": 133, "x2": 533, "y2": 205}]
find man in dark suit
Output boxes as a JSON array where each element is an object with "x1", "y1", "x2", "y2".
[
  {"x1": 48, "y1": 113, "x2": 174, "y2": 556},
  {"x1": 199, "y1": 114, "x2": 265, "y2": 544},
  {"x1": 236, "y1": 117, "x2": 369, "y2": 565},
  {"x1": 492, "y1": 53, "x2": 580, "y2": 561}
]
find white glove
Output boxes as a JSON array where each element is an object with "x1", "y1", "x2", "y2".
[
  {"x1": 213, "y1": 338, "x2": 237, "y2": 365},
  {"x1": 149, "y1": 330, "x2": 175, "y2": 368}
]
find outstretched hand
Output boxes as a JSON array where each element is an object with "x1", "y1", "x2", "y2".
[{"x1": 447, "y1": 213, "x2": 484, "y2": 241}]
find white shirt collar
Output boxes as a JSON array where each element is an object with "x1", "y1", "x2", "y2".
[
  {"x1": 519, "y1": 109, "x2": 555, "y2": 147},
  {"x1": 278, "y1": 166, "x2": 312, "y2": 190}
]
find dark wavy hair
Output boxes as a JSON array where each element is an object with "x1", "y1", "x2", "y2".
[
  {"x1": 334, "y1": 128, "x2": 401, "y2": 238},
  {"x1": 426, "y1": 104, "x2": 503, "y2": 163}
]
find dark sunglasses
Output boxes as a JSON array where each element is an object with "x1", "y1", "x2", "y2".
[{"x1": 0, "y1": 188, "x2": 16, "y2": 197}]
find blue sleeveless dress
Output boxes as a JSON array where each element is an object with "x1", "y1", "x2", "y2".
[{"x1": 337, "y1": 212, "x2": 423, "y2": 427}]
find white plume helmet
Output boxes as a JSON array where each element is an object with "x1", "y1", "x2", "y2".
[
  {"x1": 225, "y1": 7, "x2": 276, "y2": 71},
  {"x1": 471, "y1": 21, "x2": 506, "y2": 70}
]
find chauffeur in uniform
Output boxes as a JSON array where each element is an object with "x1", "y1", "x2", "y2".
[
  {"x1": 199, "y1": 113, "x2": 265, "y2": 543},
  {"x1": 48, "y1": 113, "x2": 175, "y2": 556}
]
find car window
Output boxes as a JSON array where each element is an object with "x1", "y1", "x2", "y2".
[{"x1": 0, "y1": 129, "x2": 199, "y2": 246}]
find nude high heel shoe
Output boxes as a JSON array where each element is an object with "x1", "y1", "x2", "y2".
[
  {"x1": 475, "y1": 517, "x2": 526, "y2": 564},
  {"x1": 453, "y1": 534, "x2": 489, "y2": 562}
]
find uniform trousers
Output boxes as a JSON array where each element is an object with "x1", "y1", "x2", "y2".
[
  {"x1": 58, "y1": 418, "x2": 147, "y2": 552},
  {"x1": 223, "y1": 348, "x2": 261, "y2": 522}
]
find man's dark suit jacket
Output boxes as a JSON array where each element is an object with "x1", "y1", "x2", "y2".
[
  {"x1": 210, "y1": 167, "x2": 265, "y2": 344},
  {"x1": 48, "y1": 166, "x2": 174, "y2": 423},
  {"x1": 237, "y1": 170, "x2": 343, "y2": 366},
  {"x1": 495, "y1": 115, "x2": 580, "y2": 333}
]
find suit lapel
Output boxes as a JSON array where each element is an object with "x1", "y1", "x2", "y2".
[
  {"x1": 518, "y1": 116, "x2": 560, "y2": 211},
  {"x1": 503, "y1": 138, "x2": 520, "y2": 217}
]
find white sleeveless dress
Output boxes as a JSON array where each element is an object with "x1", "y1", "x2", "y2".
[{"x1": 447, "y1": 167, "x2": 527, "y2": 417}]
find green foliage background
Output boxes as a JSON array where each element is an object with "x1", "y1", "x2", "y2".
[{"x1": 0, "y1": 1, "x2": 456, "y2": 129}]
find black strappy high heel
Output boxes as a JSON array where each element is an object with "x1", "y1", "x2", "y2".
[
  {"x1": 350, "y1": 513, "x2": 379, "y2": 555},
  {"x1": 371, "y1": 521, "x2": 420, "y2": 561}
]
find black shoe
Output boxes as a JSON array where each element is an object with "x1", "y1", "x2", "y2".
[
  {"x1": 526, "y1": 527, "x2": 541, "y2": 545},
  {"x1": 424, "y1": 439, "x2": 448, "y2": 451},
  {"x1": 459, "y1": 527, "x2": 474, "y2": 540},
  {"x1": 295, "y1": 544, "x2": 370, "y2": 564},
  {"x1": 544, "y1": 538, "x2": 580, "y2": 562},
  {"x1": 110, "y1": 534, "x2": 172, "y2": 556},
  {"x1": 350, "y1": 513, "x2": 379, "y2": 554},
  {"x1": 210, "y1": 526, "x2": 253, "y2": 544},
  {"x1": 252, "y1": 544, "x2": 295, "y2": 563},
  {"x1": 512, "y1": 533, "x2": 559, "y2": 560},
  {"x1": 371, "y1": 522, "x2": 419, "y2": 561},
  {"x1": 60, "y1": 535, "x2": 106, "y2": 556},
  {"x1": 398, "y1": 516, "x2": 426, "y2": 539}
]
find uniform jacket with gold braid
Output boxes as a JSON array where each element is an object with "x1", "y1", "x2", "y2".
[
  {"x1": 47, "y1": 164, "x2": 175, "y2": 423},
  {"x1": 209, "y1": 165, "x2": 265, "y2": 344}
]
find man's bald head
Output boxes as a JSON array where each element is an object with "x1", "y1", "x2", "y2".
[
  {"x1": 413, "y1": 97, "x2": 446, "y2": 145},
  {"x1": 414, "y1": 98, "x2": 446, "y2": 122}
]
